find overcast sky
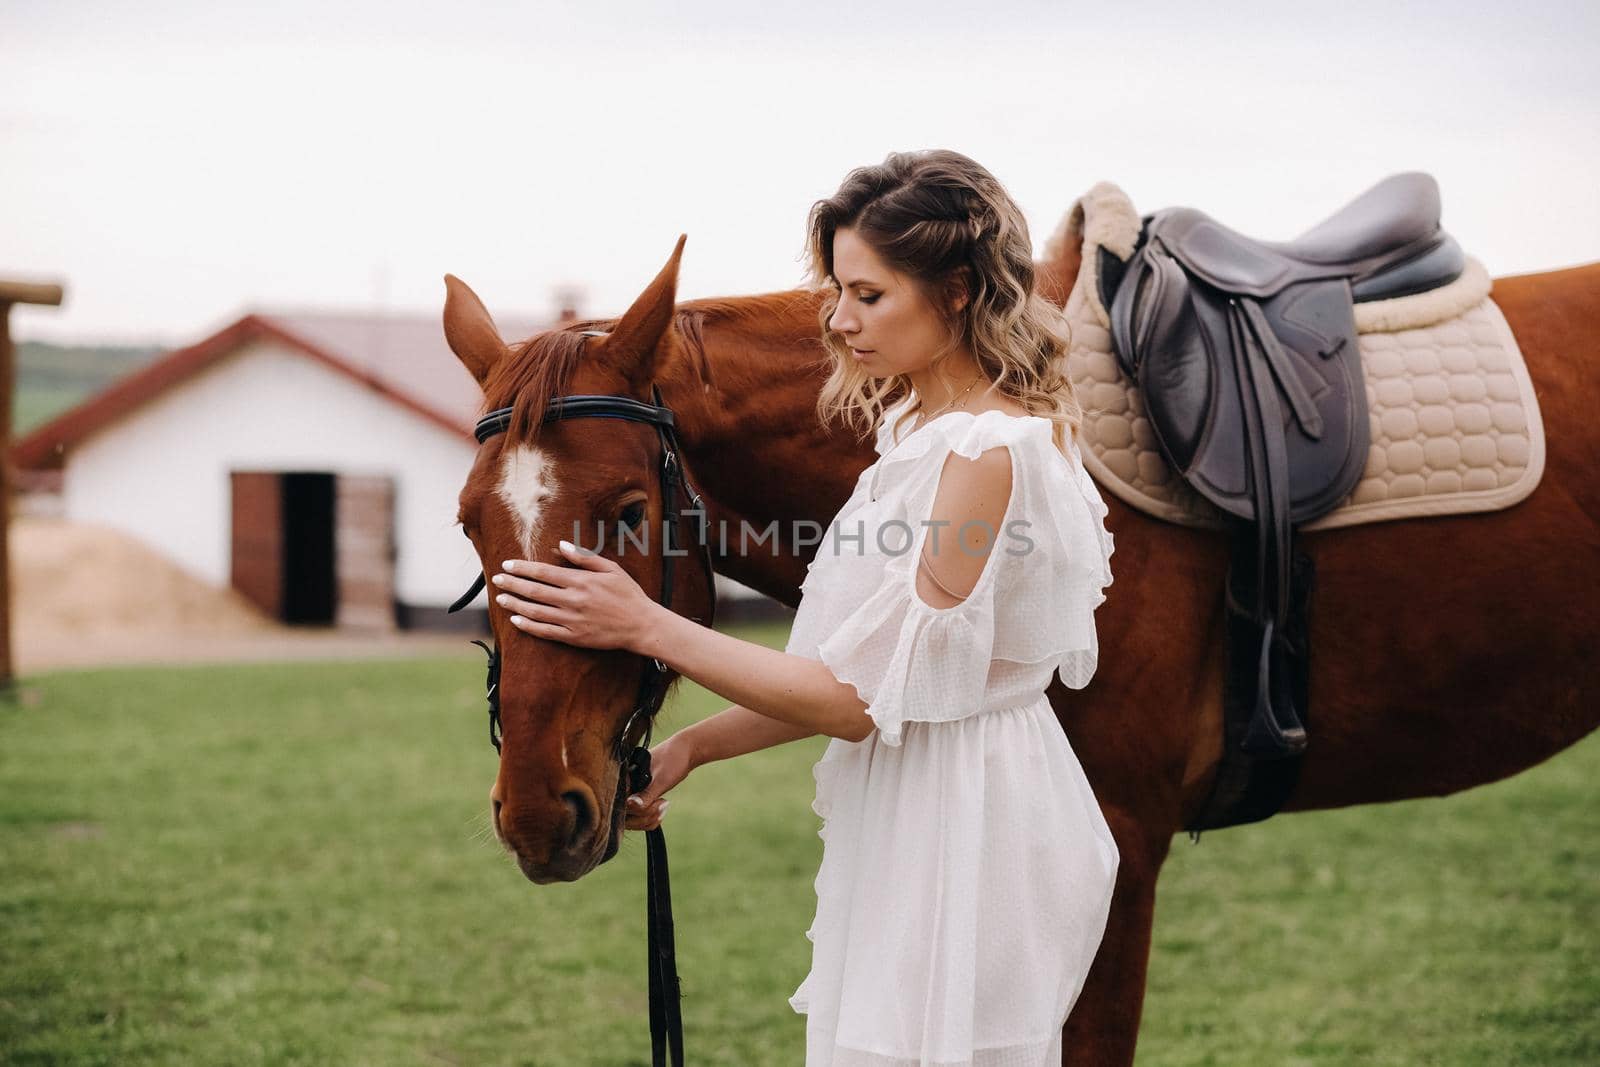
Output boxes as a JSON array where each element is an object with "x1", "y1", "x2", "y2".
[{"x1": 4, "y1": 0, "x2": 1596, "y2": 345}]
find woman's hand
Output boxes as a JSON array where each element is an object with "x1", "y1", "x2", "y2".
[
  {"x1": 625, "y1": 730, "x2": 699, "y2": 831},
  {"x1": 491, "y1": 539, "x2": 661, "y2": 652}
]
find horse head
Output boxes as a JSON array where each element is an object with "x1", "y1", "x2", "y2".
[{"x1": 442, "y1": 236, "x2": 716, "y2": 883}]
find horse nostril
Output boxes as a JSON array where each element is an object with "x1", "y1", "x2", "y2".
[
  {"x1": 491, "y1": 796, "x2": 504, "y2": 834},
  {"x1": 560, "y1": 790, "x2": 594, "y2": 850}
]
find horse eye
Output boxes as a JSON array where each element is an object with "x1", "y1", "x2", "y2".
[{"x1": 619, "y1": 501, "x2": 646, "y2": 530}]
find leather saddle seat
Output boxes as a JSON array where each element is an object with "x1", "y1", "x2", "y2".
[
  {"x1": 1155, "y1": 172, "x2": 1465, "y2": 302},
  {"x1": 1103, "y1": 172, "x2": 1466, "y2": 759}
]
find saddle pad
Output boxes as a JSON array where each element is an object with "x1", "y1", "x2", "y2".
[{"x1": 1046, "y1": 181, "x2": 1547, "y2": 532}]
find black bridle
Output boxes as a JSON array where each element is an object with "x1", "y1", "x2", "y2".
[{"x1": 448, "y1": 330, "x2": 715, "y2": 1066}]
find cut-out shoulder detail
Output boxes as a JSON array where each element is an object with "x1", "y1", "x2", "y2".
[
  {"x1": 914, "y1": 444, "x2": 1015, "y2": 609},
  {"x1": 787, "y1": 400, "x2": 1116, "y2": 746}
]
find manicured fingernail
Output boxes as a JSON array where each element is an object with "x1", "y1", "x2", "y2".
[
  {"x1": 490, "y1": 574, "x2": 505, "y2": 585},
  {"x1": 509, "y1": 615, "x2": 525, "y2": 626},
  {"x1": 495, "y1": 594, "x2": 510, "y2": 605},
  {"x1": 501, "y1": 560, "x2": 515, "y2": 570},
  {"x1": 559, "y1": 540, "x2": 573, "y2": 553}
]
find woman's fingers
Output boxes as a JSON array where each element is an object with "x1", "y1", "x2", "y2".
[
  {"x1": 496, "y1": 591, "x2": 572, "y2": 621},
  {"x1": 492, "y1": 572, "x2": 575, "y2": 606},
  {"x1": 499, "y1": 559, "x2": 578, "y2": 588},
  {"x1": 624, "y1": 796, "x2": 670, "y2": 830},
  {"x1": 626, "y1": 793, "x2": 654, "y2": 813}
]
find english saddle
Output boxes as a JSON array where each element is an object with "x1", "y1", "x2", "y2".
[{"x1": 1103, "y1": 172, "x2": 1464, "y2": 758}]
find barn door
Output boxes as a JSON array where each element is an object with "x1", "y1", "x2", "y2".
[
  {"x1": 230, "y1": 471, "x2": 284, "y2": 618},
  {"x1": 335, "y1": 475, "x2": 396, "y2": 630},
  {"x1": 282, "y1": 473, "x2": 336, "y2": 623}
]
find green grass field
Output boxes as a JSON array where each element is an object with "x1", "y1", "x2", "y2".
[{"x1": 2, "y1": 622, "x2": 1595, "y2": 1065}]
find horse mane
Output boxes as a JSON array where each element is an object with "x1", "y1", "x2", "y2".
[
  {"x1": 676, "y1": 289, "x2": 819, "y2": 330},
  {"x1": 480, "y1": 290, "x2": 820, "y2": 443},
  {"x1": 479, "y1": 324, "x2": 596, "y2": 445}
]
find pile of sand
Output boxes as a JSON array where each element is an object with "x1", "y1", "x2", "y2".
[
  {"x1": 10, "y1": 517, "x2": 277, "y2": 640},
  {"x1": 7, "y1": 517, "x2": 472, "y2": 672}
]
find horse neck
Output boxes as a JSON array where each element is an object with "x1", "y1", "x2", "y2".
[{"x1": 656, "y1": 292, "x2": 874, "y2": 608}]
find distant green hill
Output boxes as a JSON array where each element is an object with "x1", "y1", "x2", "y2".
[{"x1": 12, "y1": 341, "x2": 163, "y2": 434}]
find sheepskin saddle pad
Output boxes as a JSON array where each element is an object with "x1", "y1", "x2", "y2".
[{"x1": 1049, "y1": 179, "x2": 1546, "y2": 533}]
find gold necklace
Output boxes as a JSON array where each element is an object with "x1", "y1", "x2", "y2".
[
  {"x1": 876, "y1": 375, "x2": 985, "y2": 505},
  {"x1": 912, "y1": 374, "x2": 984, "y2": 432},
  {"x1": 872, "y1": 375, "x2": 987, "y2": 502}
]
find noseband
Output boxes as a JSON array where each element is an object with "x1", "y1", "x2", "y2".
[{"x1": 449, "y1": 330, "x2": 713, "y2": 1066}]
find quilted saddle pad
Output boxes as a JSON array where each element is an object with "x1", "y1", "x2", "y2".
[{"x1": 1047, "y1": 181, "x2": 1547, "y2": 532}]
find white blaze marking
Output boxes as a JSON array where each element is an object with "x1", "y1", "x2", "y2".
[{"x1": 496, "y1": 445, "x2": 560, "y2": 557}]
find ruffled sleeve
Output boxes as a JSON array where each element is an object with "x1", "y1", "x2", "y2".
[
  {"x1": 1029, "y1": 431, "x2": 1117, "y2": 689},
  {"x1": 791, "y1": 410, "x2": 1115, "y2": 746}
]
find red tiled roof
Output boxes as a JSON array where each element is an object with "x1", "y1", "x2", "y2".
[{"x1": 10, "y1": 308, "x2": 553, "y2": 470}]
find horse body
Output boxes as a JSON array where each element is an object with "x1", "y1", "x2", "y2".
[
  {"x1": 642, "y1": 262, "x2": 1600, "y2": 1063},
  {"x1": 447, "y1": 240, "x2": 1598, "y2": 1062},
  {"x1": 1266, "y1": 266, "x2": 1600, "y2": 809}
]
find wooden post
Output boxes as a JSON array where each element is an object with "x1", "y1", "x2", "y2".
[{"x1": 0, "y1": 280, "x2": 66, "y2": 691}]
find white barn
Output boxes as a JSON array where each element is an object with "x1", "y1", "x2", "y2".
[{"x1": 13, "y1": 310, "x2": 761, "y2": 630}]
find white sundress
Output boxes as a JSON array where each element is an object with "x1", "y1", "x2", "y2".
[{"x1": 785, "y1": 398, "x2": 1121, "y2": 1067}]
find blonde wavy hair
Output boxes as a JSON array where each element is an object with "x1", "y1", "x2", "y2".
[{"x1": 804, "y1": 148, "x2": 1082, "y2": 456}]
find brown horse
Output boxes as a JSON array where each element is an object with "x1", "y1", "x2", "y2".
[{"x1": 442, "y1": 230, "x2": 1600, "y2": 1062}]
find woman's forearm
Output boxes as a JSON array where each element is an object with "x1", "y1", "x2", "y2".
[
  {"x1": 681, "y1": 704, "x2": 820, "y2": 767},
  {"x1": 633, "y1": 605, "x2": 874, "y2": 742}
]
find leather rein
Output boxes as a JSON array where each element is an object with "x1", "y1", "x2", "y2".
[{"x1": 448, "y1": 331, "x2": 715, "y2": 1065}]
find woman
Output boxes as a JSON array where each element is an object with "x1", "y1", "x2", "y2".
[{"x1": 491, "y1": 149, "x2": 1119, "y2": 1065}]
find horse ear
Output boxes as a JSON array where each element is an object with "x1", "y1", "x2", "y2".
[
  {"x1": 442, "y1": 274, "x2": 510, "y2": 387},
  {"x1": 601, "y1": 235, "x2": 687, "y2": 374}
]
